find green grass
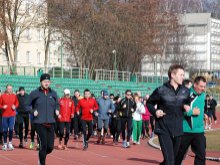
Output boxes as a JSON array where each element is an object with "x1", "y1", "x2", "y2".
[
  {"x1": 153, "y1": 130, "x2": 220, "y2": 151},
  {"x1": 205, "y1": 130, "x2": 220, "y2": 151}
]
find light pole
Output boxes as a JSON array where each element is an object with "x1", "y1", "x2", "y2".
[{"x1": 112, "y1": 49, "x2": 117, "y2": 80}]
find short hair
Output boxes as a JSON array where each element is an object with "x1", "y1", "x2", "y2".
[
  {"x1": 133, "y1": 93, "x2": 140, "y2": 99},
  {"x1": 6, "y1": 84, "x2": 12, "y2": 88},
  {"x1": 84, "y1": 89, "x2": 90, "y2": 94},
  {"x1": 168, "y1": 64, "x2": 184, "y2": 79},
  {"x1": 183, "y1": 79, "x2": 192, "y2": 86},
  {"x1": 74, "y1": 89, "x2": 80, "y2": 93},
  {"x1": 125, "y1": 90, "x2": 132, "y2": 94},
  {"x1": 110, "y1": 93, "x2": 114, "y2": 97},
  {"x1": 194, "y1": 76, "x2": 206, "y2": 84}
]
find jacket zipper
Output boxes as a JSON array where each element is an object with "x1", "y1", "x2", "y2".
[
  {"x1": 65, "y1": 99, "x2": 68, "y2": 121},
  {"x1": 46, "y1": 93, "x2": 48, "y2": 123},
  {"x1": 127, "y1": 99, "x2": 129, "y2": 117}
]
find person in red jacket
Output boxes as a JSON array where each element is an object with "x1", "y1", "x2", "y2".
[
  {"x1": 76, "y1": 89, "x2": 98, "y2": 150},
  {"x1": 0, "y1": 84, "x2": 19, "y2": 151},
  {"x1": 58, "y1": 89, "x2": 75, "y2": 150}
]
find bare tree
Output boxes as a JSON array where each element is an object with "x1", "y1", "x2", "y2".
[{"x1": 0, "y1": 0, "x2": 40, "y2": 73}]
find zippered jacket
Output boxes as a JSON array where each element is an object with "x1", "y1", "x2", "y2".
[
  {"x1": 26, "y1": 87, "x2": 59, "y2": 124},
  {"x1": 183, "y1": 87, "x2": 205, "y2": 133},
  {"x1": 119, "y1": 98, "x2": 136, "y2": 118},
  {"x1": 147, "y1": 82, "x2": 190, "y2": 137},
  {"x1": 58, "y1": 97, "x2": 75, "y2": 122}
]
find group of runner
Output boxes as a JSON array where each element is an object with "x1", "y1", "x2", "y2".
[{"x1": 0, "y1": 64, "x2": 218, "y2": 165}]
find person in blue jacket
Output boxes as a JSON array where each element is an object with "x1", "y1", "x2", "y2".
[{"x1": 96, "y1": 90, "x2": 115, "y2": 144}]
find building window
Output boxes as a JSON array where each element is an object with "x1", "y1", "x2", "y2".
[
  {"x1": 37, "y1": 52, "x2": 41, "y2": 64},
  {"x1": 37, "y1": 29, "x2": 41, "y2": 41},
  {"x1": 26, "y1": 51, "x2": 30, "y2": 63},
  {"x1": 26, "y1": 28, "x2": 31, "y2": 40}
]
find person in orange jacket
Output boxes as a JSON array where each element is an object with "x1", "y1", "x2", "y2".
[
  {"x1": 58, "y1": 89, "x2": 75, "y2": 150},
  {"x1": 0, "y1": 84, "x2": 19, "y2": 151}
]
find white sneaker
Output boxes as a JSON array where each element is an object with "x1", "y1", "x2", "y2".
[
  {"x1": 214, "y1": 120, "x2": 217, "y2": 124},
  {"x1": 2, "y1": 144, "x2": 7, "y2": 151},
  {"x1": 122, "y1": 141, "x2": 127, "y2": 148},
  {"x1": 136, "y1": 141, "x2": 140, "y2": 145},
  {"x1": 8, "y1": 142, "x2": 14, "y2": 151},
  {"x1": 126, "y1": 142, "x2": 130, "y2": 148}
]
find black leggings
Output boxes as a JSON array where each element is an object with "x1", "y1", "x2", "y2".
[
  {"x1": 110, "y1": 118, "x2": 121, "y2": 142},
  {"x1": 59, "y1": 122, "x2": 70, "y2": 145},
  {"x1": 73, "y1": 114, "x2": 82, "y2": 135},
  {"x1": 30, "y1": 123, "x2": 39, "y2": 144},
  {"x1": 18, "y1": 115, "x2": 29, "y2": 143},
  {"x1": 121, "y1": 118, "x2": 132, "y2": 142},
  {"x1": 81, "y1": 120, "x2": 93, "y2": 146},
  {"x1": 35, "y1": 124, "x2": 54, "y2": 165}
]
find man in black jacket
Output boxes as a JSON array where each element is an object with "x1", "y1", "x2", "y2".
[
  {"x1": 119, "y1": 90, "x2": 136, "y2": 148},
  {"x1": 147, "y1": 64, "x2": 190, "y2": 165},
  {"x1": 17, "y1": 87, "x2": 29, "y2": 148},
  {"x1": 26, "y1": 74, "x2": 60, "y2": 165},
  {"x1": 71, "y1": 89, "x2": 82, "y2": 140}
]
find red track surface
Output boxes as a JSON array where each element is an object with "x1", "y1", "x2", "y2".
[{"x1": 0, "y1": 112, "x2": 219, "y2": 165}]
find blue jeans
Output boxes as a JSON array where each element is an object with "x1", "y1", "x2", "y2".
[{"x1": 2, "y1": 116, "x2": 15, "y2": 143}]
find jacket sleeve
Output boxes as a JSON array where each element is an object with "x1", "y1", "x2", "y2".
[
  {"x1": 93, "y1": 99, "x2": 99, "y2": 111},
  {"x1": 146, "y1": 88, "x2": 160, "y2": 117},
  {"x1": 25, "y1": 91, "x2": 35, "y2": 114},
  {"x1": 76, "y1": 100, "x2": 81, "y2": 112},
  {"x1": 0, "y1": 96, "x2": 3, "y2": 109},
  {"x1": 14, "y1": 95, "x2": 19, "y2": 108},
  {"x1": 138, "y1": 103, "x2": 146, "y2": 114},
  {"x1": 54, "y1": 92, "x2": 60, "y2": 111},
  {"x1": 119, "y1": 98, "x2": 125, "y2": 110},
  {"x1": 184, "y1": 109, "x2": 193, "y2": 117},
  {"x1": 71, "y1": 100, "x2": 75, "y2": 115},
  {"x1": 110, "y1": 100, "x2": 115, "y2": 113}
]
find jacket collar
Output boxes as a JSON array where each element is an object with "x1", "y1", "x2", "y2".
[
  {"x1": 38, "y1": 87, "x2": 52, "y2": 93},
  {"x1": 164, "y1": 81, "x2": 182, "y2": 93}
]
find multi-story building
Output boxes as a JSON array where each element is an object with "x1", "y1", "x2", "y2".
[{"x1": 141, "y1": 13, "x2": 220, "y2": 76}]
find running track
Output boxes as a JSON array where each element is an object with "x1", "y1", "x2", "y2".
[{"x1": 0, "y1": 112, "x2": 219, "y2": 165}]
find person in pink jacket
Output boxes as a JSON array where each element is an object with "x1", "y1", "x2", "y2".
[{"x1": 142, "y1": 99, "x2": 151, "y2": 139}]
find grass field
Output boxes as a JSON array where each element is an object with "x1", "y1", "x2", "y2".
[
  {"x1": 205, "y1": 130, "x2": 220, "y2": 151},
  {"x1": 153, "y1": 130, "x2": 220, "y2": 151}
]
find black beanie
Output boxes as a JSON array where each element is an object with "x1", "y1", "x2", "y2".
[
  {"x1": 40, "y1": 73, "x2": 50, "y2": 82},
  {"x1": 19, "y1": 87, "x2": 25, "y2": 91}
]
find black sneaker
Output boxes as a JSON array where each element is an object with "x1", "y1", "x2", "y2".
[
  {"x1": 19, "y1": 143, "x2": 23, "y2": 148},
  {"x1": 83, "y1": 141, "x2": 88, "y2": 150}
]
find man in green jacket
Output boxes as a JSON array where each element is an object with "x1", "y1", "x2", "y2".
[{"x1": 175, "y1": 76, "x2": 206, "y2": 165}]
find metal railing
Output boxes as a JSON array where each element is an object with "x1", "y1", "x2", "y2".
[
  {"x1": 0, "y1": 65, "x2": 89, "y2": 79},
  {"x1": 0, "y1": 65, "x2": 168, "y2": 84},
  {"x1": 95, "y1": 69, "x2": 130, "y2": 82}
]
